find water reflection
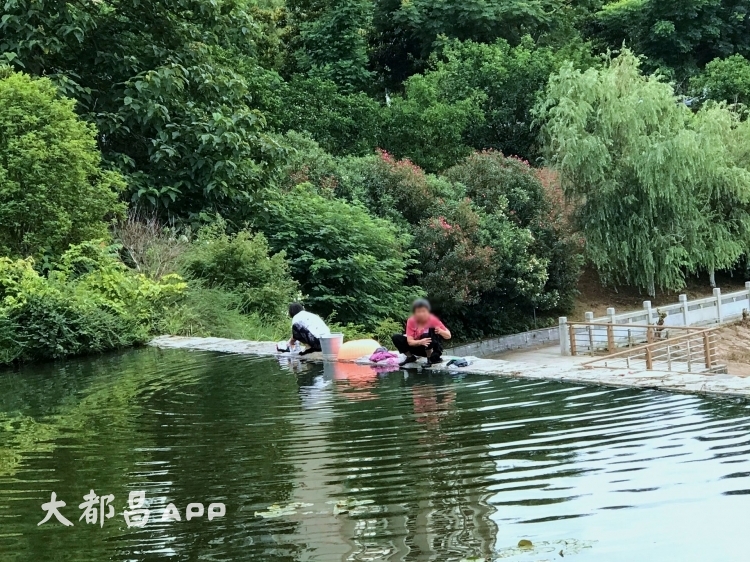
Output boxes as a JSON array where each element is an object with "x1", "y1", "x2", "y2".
[{"x1": 0, "y1": 349, "x2": 749, "y2": 561}]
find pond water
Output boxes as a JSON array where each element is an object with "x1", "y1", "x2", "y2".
[{"x1": 1, "y1": 349, "x2": 749, "y2": 561}]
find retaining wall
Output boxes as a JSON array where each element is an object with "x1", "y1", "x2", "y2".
[{"x1": 446, "y1": 326, "x2": 559, "y2": 357}]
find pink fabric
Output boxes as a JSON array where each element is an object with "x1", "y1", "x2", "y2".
[
  {"x1": 370, "y1": 350, "x2": 399, "y2": 363},
  {"x1": 405, "y1": 314, "x2": 447, "y2": 339}
]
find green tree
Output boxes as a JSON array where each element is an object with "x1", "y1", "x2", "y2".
[
  {"x1": 370, "y1": 0, "x2": 566, "y2": 85},
  {"x1": 411, "y1": 37, "x2": 595, "y2": 162},
  {"x1": 538, "y1": 50, "x2": 750, "y2": 294},
  {"x1": 380, "y1": 73, "x2": 484, "y2": 172},
  {"x1": 691, "y1": 55, "x2": 750, "y2": 106},
  {"x1": 0, "y1": 68, "x2": 124, "y2": 259},
  {"x1": 1, "y1": 0, "x2": 286, "y2": 217},
  {"x1": 288, "y1": 0, "x2": 374, "y2": 91},
  {"x1": 593, "y1": 0, "x2": 750, "y2": 78},
  {"x1": 260, "y1": 185, "x2": 422, "y2": 327},
  {"x1": 274, "y1": 77, "x2": 382, "y2": 156}
]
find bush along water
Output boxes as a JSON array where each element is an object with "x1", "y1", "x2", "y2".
[{"x1": 0, "y1": 242, "x2": 185, "y2": 365}]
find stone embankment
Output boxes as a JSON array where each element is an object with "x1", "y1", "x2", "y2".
[{"x1": 150, "y1": 335, "x2": 750, "y2": 400}]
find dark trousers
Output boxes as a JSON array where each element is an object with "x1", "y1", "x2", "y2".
[
  {"x1": 293, "y1": 324, "x2": 322, "y2": 351},
  {"x1": 392, "y1": 332, "x2": 444, "y2": 362}
]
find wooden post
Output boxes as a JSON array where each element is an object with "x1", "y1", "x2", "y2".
[
  {"x1": 588, "y1": 326, "x2": 594, "y2": 356},
  {"x1": 647, "y1": 326, "x2": 654, "y2": 343},
  {"x1": 703, "y1": 331, "x2": 712, "y2": 369},
  {"x1": 568, "y1": 323, "x2": 577, "y2": 356},
  {"x1": 645, "y1": 346, "x2": 653, "y2": 370},
  {"x1": 607, "y1": 324, "x2": 615, "y2": 354}
]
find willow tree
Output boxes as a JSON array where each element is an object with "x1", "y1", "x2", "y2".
[{"x1": 537, "y1": 50, "x2": 750, "y2": 295}]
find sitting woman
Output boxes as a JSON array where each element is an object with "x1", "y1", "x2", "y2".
[
  {"x1": 392, "y1": 299, "x2": 451, "y2": 367},
  {"x1": 288, "y1": 302, "x2": 331, "y2": 356}
]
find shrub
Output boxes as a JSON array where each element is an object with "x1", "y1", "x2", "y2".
[
  {"x1": 113, "y1": 212, "x2": 190, "y2": 280},
  {"x1": 274, "y1": 77, "x2": 382, "y2": 156},
  {"x1": 155, "y1": 285, "x2": 289, "y2": 342},
  {"x1": 261, "y1": 185, "x2": 423, "y2": 328},
  {"x1": 411, "y1": 195, "x2": 556, "y2": 338},
  {"x1": 337, "y1": 151, "x2": 463, "y2": 226},
  {"x1": 276, "y1": 131, "x2": 343, "y2": 193},
  {"x1": 181, "y1": 223, "x2": 298, "y2": 320},
  {"x1": 0, "y1": 241, "x2": 187, "y2": 365},
  {"x1": 445, "y1": 152, "x2": 583, "y2": 312},
  {"x1": 411, "y1": 200, "x2": 498, "y2": 313},
  {"x1": 52, "y1": 240, "x2": 187, "y2": 325},
  {"x1": 0, "y1": 67, "x2": 125, "y2": 259},
  {"x1": 690, "y1": 55, "x2": 750, "y2": 107},
  {"x1": 2, "y1": 292, "x2": 143, "y2": 363},
  {"x1": 444, "y1": 151, "x2": 547, "y2": 226}
]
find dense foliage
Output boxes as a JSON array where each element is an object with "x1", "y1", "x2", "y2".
[
  {"x1": 0, "y1": 68, "x2": 124, "y2": 260},
  {"x1": 5, "y1": 0, "x2": 750, "y2": 362},
  {"x1": 0, "y1": 242, "x2": 185, "y2": 365},
  {"x1": 182, "y1": 224, "x2": 298, "y2": 319},
  {"x1": 261, "y1": 185, "x2": 421, "y2": 328},
  {"x1": 539, "y1": 50, "x2": 750, "y2": 295}
]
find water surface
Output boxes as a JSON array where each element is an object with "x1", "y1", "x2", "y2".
[{"x1": 0, "y1": 349, "x2": 749, "y2": 561}]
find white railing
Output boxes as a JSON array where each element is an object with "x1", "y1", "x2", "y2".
[{"x1": 559, "y1": 282, "x2": 750, "y2": 356}]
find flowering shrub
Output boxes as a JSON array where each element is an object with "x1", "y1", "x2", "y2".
[
  {"x1": 338, "y1": 150, "x2": 463, "y2": 226},
  {"x1": 412, "y1": 204, "x2": 497, "y2": 310},
  {"x1": 444, "y1": 150, "x2": 546, "y2": 226},
  {"x1": 446, "y1": 152, "x2": 583, "y2": 313}
]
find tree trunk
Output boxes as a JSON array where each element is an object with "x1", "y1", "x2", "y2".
[{"x1": 709, "y1": 269, "x2": 716, "y2": 288}]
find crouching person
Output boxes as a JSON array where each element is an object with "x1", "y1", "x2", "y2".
[
  {"x1": 288, "y1": 302, "x2": 331, "y2": 356},
  {"x1": 392, "y1": 299, "x2": 451, "y2": 367}
]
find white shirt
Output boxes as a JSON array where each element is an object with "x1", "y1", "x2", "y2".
[{"x1": 292, "y1": 311, "x2": 331, "y2": 338}]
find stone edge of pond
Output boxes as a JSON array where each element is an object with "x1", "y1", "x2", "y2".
[{"x1": 149, "y1": 336, "x2": 750, "y2": 400}]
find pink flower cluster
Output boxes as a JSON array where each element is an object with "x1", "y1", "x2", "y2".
[
  {"x1": 376, "y1": 148, "x2": 425, "y2": 177},
  {"x1": 437, "y1": 216, "x2": 453, "y2": 231}
]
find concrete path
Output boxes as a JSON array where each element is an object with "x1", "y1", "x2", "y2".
[{"x1": 149, "y1": 336, "x2": 750, "y2": 400}]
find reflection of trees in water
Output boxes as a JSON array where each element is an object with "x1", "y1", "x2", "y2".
[
  {"x1": 314, "y1": 366, "x2": 498, "y2": 561},
  {"x1": 0, "y1": 350, "x2": 306, "y2": 562}
]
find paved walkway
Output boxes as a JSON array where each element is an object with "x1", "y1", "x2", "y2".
[{"x1": 150, "y1": 336, "x2": 750, "y2": 399}]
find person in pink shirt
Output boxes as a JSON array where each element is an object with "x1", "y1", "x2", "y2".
[{"x1": 392, "y1": 299, "x2": 452, "y2": 367}]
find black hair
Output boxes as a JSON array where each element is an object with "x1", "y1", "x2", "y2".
[
  {"x1": 412, "y1": 298, "x2": 431, "y2": 312},
  {"x1": 288, "y1": 302, "x2": 304, "y2": 317}
]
